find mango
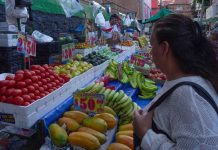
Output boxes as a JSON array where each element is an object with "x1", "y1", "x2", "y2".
[
  {"x1": 49, "y1": 123, "x2": 68, "y2": 147},
  {"x1": 102, "y1": 106, "x2": 116, "y2": 116},
  {"x1": 119, "y1": 123, "x2": 133, "y2": 131},
  {"x1": 63, "y1": 111, "x2": 88, "y2": 124},
  {"x1": 116, "y1": 135, "x2": 133, "y2": 150},
  {"x1": 107, "y1": 143, "x2": 131, "y2": 150},
  {"x1": 95, "y1": 113, "x2": 117, "y2": 129},
  {"x1": 116, "y1": 130, "x2": 133, "y2": 138}
]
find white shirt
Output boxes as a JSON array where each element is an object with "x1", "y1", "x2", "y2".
[{"x1": 141, "y1": 76, "x2": 218, "y2": 150}]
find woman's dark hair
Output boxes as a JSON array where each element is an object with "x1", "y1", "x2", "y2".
[
  {"x1": 153, "y1": 14, "x2": 218, "y2": 93},
  {"x1": 110, "y1": 14, "x2": 120, "y2": 21}
]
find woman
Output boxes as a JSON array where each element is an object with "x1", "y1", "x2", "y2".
[{"x1": 133, "y1": 14, "x2": 218, "y2": 149}]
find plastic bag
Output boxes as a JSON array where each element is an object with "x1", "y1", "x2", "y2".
[
  {"x1": 32, "y1": 30, "x2": 53, "y2": 43},
  {"x1": 95, "y1": 12, "x2": 106, "y2": 27},
  {"x1": 123, "y1": 15, "x2": 132, "y2": 27},
  {"x1": 59, "y1": 0, "x2": 83, "y2": 18}
]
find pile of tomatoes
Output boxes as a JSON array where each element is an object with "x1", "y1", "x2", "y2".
[{"x1": 0, "y1": 64, "x2": 70, "y2": 106}]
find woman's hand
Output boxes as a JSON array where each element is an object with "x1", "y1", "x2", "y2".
[{"x1": 133, "y1": 109, "x2": 154, "y2": 140}]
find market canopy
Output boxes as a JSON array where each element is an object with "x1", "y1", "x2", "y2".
[{"x1": 143, "y1": 8, "x2": 174, "y2": 24}]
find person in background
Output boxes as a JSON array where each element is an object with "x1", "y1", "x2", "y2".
[
  {"x1": 209, "y1": 22, "x2": 218, "y2": 60},
  {"x1": 133, "y1": 14, "x2": 218, "y2": 149}
]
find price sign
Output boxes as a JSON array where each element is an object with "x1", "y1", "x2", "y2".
[
  {"x1": 17, "y1": 33, "x2": 36, "y2": 56},
  {"x1": 0, "y1": 113, "x2": 15, "y2": 124},
  {"x1": 62, "y1": 43, "x2": 75, "y2": 62},
  {"x1": 73, "y1": 93, "x2": 105, "y2": 113}
]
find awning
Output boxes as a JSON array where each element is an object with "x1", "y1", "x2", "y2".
[{"x1": 143, "y1": 8, "x2": 174, "y2": 24}]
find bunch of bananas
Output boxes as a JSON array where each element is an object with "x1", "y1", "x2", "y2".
[
  {"x1": 79, "y1": 82, "x2": 140, "y2": 125},
  {"x1": 105, "y1": 60, "x2": 158, "y2": 99}
]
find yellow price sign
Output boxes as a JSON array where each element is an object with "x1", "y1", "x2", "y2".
[{"x1": 73, "y1": 93, "x2": 105, "y2": 113}]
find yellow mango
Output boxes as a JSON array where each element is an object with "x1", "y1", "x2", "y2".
[
  {"x1": 116, "y1": 135, "x2": 133, "y2": 150},
  {"x1": 107, "y1": 143, "x2": 131, "y2": 150},
  {"x1": 63, "y1": 111, "x2": 88, "y2": 124},
  {"x1": 95, "y1": 113, "x2": 117, "y2": 129},
  {"x1": 102, "y1": 106, "x2": 116, "y2": 116},
  {"x1": 82, "y1": 117, "x2": 108, "y2": 133},
  {"x1": 116, "y1": 130, "x2": 133, "y2": 138},
  {"x1": 119, "y1": 123, "x2": 133, "y2": 131},
  {"x1": 57, "y1": 117, "x2": 79, "y2": 132}
]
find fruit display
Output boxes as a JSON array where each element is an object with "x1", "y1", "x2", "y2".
[
  {"x1": 80, "y1": 82, "x2": 141, "y2": 125},
  {"x1": 48, "y1": 110, "x2": 118, "y2": 149},
  {"x1": 99, "y1": 47, "x2": 118, "y2": 60},
  {"x1": 107, "y1": 143, "x2": 131, "y2": 150},
  {"x1": 75, "y1": 42, "x2": 93, "y2": 49},
  {"x1": 130, "y1": 52, "x2": 152, "y2": 67},
  {"x1": 0, "y1": 65, "x2": 70, "y2": 106},
  {"x1": 120, "y1": 41, "x2": 134, "y2": 47},
  {"x1": 54, "y1": 60, "x2": 93, "y2": 78},
  {"x1": 81, "y1": 51, "x2": 108, "y2": 66},
  {"x1": 149, "y1": 69, "x2": 167, "y2": 81},
  {"x1": 138, "y1": 36, "x2": 148, "y2": 48},
  {"x1": 104, "y1": 60, "x2": 158, "y2": 99}
]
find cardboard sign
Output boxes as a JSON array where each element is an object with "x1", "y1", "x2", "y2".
[
  {"x1": 73, "y1": 93, "x2": 104, "y2": 113},
  {"x1": 17, "y1": 33, "x2": 36, "y2": 56},
  {"x1": 62, "y1": 43, "x2": 75, "y2": 62},
  {"x1": 0, "y1": 113, "x2": 15, "y2": 124}
]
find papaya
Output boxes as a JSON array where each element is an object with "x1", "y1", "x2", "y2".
[
  {"x1": 68, "y1": 132, "x2": 100, "y2": 150},
  {"x1": 78, "y1": 127, "x2": 106, "y2": 144},
  {"x1": 63, "y1": 111, "x2": 88, "y2": 124},
  {"x1": 119, "y1": 123, "x2": 133, "y2": 131},
  {"x1": 116, "y1": 130, "x2": 133, "y2": 138},
  {"x1": 116, "y1": 135, "x2": 133, "y2": 150},
  {"x1": 102, "y1": 106, "x2": 116, "y2": 116},
  {"x1": 82, "y1": 117, "x2": 108, "y2": 133},
  {"x1": 107, "y1": 143, "x2": 131, "y2": 150},
  {"x1": 57, "y1": 117, "x2": 80, "y2": 132},
  {"x1": 95, "y1": 113, "x2": 117, "y2": 129},
  {"x1": 49, "y1": 123, "x2": 68, "y2": 147}
]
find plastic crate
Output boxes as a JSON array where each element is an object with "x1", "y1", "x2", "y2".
[
  {"x1": 0, "y1": 80, "x2": 72, "y2": 129},
  {"x1": 94, "y1": 60, "x2": 109, "y2": 78}
]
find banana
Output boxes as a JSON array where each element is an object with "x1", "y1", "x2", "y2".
[
  {"x1": 141, "y1": 82, "x2": 158, "y2": 93},
  {"x1": 80, "y1": 83, "x2": 95, "y2": 92},
  {"x1": 136, "y1": 73, "x2": 144, "y2": 90},
  {"x1": 108, "y1": 92, "x2": 119, "y2": 107},
  {"x1": 103, "y1": 89, "x2": 112, "y2": 104},
  {"x1": 129, "y1": 72, "x2": 138, "y2": 88},
  {"x1": 118, "y1": 102, "x2": 133, "y2": 116},
  {"x1": 117, "y1": 95, "x2": 129, "y2": 105},
  {"x1": 98, "y1": 87, "x2": 106, "y2": 94},
  {"x1": 144, "y1": 78, "x2": 155, "y2": 84},
  {"x1": 105, "y1": 90, "x2": 116, "y2": 105},
  {"x1": 120, "y1": 72, "x2": 129, "y2": 84},
  {"x1": 138, "y1": 93, "x2": 155, "y2": 99}
]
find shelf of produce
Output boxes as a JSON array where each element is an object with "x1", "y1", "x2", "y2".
[{"x1": 106, "y1": 81, "x2": 123, "y2": 91}]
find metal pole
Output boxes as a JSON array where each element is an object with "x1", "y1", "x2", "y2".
[
  {"x1": 160, "y1": 0, "x2": 162, "y2": 9},
  {"x1": 200, "y1": 0, "x2": 205, "y2": 24}
]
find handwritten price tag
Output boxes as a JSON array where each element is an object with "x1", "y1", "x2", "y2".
[
  {"x1": 0, "y1": 113, "x2": 15, "y2": 124},
  {"x1": 17, "y1": 33, "x2": 36, "y2": 56},
  {"x1": 73, "y1": 93, "x2": 105, "y2": 113},
  {"x1": 62, "y1": 43, "x2": 75, "y2": 62}
]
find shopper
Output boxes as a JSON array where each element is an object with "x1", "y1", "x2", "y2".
[{"x1": 133, "y1": 14, "x2": 218, "y2": 149}]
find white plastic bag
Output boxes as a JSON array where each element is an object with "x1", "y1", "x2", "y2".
[
  {"x1": 32, "y1": 31, "x2": 53, "y2": 43},
  {"x1": 123, "y1": 15, "x2": 132, "y2": 27},
  {"x1": 95, "y1": 12, "x2": 106, "y2": 27},
  {"x1": 59, "y1": 0, "x2": 83, "y2": 18}
]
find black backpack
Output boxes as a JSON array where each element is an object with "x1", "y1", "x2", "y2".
[{"x1": 134, "y1": 81, "x2": 218, "y2": 148}]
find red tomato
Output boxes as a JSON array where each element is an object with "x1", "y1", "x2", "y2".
[
  {"x1": 48, "y1": 89, "x2": 54, "y2": 93},
  {"x1": 40, "y1": 73, "x2": 46, "y2": 78},
  {"x1": 14, "y1": 73, "x2": 24, "y2": 82},
  {"x1": 6, "y1": 96, "x2": 13, "y2": 103},
  {"x1": 24, "y1": 70, "x2": 32, "y2": 79},
  {"x1": 43, "y1": 85, "x2": 48, "y2": 90},
  {"x1": 41, "y1": 79, "x2": 47, "y2": 84},
  {"x1": 5, "y1": 88, "x2": 15, "y2": 97},
  {"x1": 34, "y1": 96, "x2": 41, "y2": 100},
  {"x1": 37, "y1": 76, "x2": 42, "y2": 80},
  {"x1": 56, "y1": 85, "x2": 61, "y2": 89},
  {"x1": 42, "y1": 64, "x2": 49, "y2": 70},
  {"x1": 21, "y1": 88, "x2": 28, "y2": 94},
  {"x1": 38, "y1": 87, "x2": 44, "y2": 93},
  {"x1": 30, "y1": 71, "x2": 36, "y2": 76},
  {"x1": 45, "y1": 72, "x2": 50, "y2": 77},
  {"x1": 12, "y1": 89, "x2": 22, "y2": 97},
  {"x1": 53, "y1": 73, "x2": 59, "y2": 78},
  {"x1": 5, "y1": 75, "x2": 14, "y2": 80},
  {"x1": 48, "y1": 69, "x2": 54, "y2": 75},
  {"x1": 28, "y1": 93, "x2": 35, "y2": 99},
  {"x1": 58, "y1": 77, "x2": 64, "y2": 83},
  {"x1": 34, "y1": 70, "x2": 41, "y2": 75},
  {"x1": 47, "y1": 83, "x2": 52, "y2": 89},
  {"x1": 27, "y1": 85, "x2": 35, "y2": 93},
  {"x1": 38, "y1": 67, "x2": 45, "y2": 73},
  {"x1": 40, "y1": 93, "x2": 46, "y2": 98},
  {"x1": 34, "y1": 90, "x2": 40, "y2": 96},
  {"x1": 29, "y1": 99, "x2": 35, "y2": 103},
  {"x1": 16, "y1": 70, "x2": 24, "y2": 74},
  {"x1": 32, "y1": 83, "x2": 39, "y2": 90},
  {"x1": 38, "y1": 81, "x2": 43, "y2": 86},
  {"x1": 23, "y1": 101, "x2": 30, "y2": 106},
  {"x1": 25, "y1": 79, "x2": 32, "y2": 85},
  {"x1": 50, "y1": 75, "x2": 55, "y2": 80},
  {"x1": 16, "y1": 81, "x2": 26, "y2": 88},
  {"x1": 44, "y1": 91, "x2": 49, "y2": 95},
  {"x1": 13, "y1": 96, "x2": 24, "y2": 105},
  {"x1": 30, "y1": 65, "x2": 40, "y2": 70},
  {"x1": 22, "y1": 95, "x2": 31, "y2": 102},
  {"x1": 54, "y1": 79, "x2": 60, "y2": 84},
  {"x1": 1, "y1": 80, "x2": 10, "y2": 87},
  {"x1": 46, "y1": 78, "x2": 51, "y2": 83},
  {"x1": 51, "y1": 82, "x2": 56, "y2": 87},
  {"x1": 7, "y1": 80, "x2": 16, "y2": 88},
  {"x1": 31, "y1": 76, "x2": 38, "y2": 83},
  {"x1": 0, "y1": 96, "x2": 7, "y2": 102}
]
